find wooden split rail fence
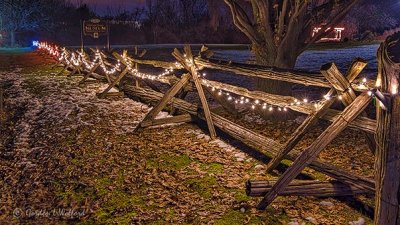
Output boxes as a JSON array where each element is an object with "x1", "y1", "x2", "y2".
[{"x1": 39, "y1": 32, "x2": 400, "y2": 224}]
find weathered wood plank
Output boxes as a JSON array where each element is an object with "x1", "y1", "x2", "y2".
[
  {"x1": 266, "y1": 59, "x2": 369, "y2": 172},
  {"x1": 98, "y1": 67, "x2": 129, "y2": 99},
  {"x1": 140, "y1": 114, "x2": 193, "y2": 128},
  {"x1": 247, "y1": 180, "x2": 371, "y2": 197},
  {"x1": 374, "y1": 32, "x2": 400, "y2": 225},
  {"x1": 139, "y1": 74, "x2": 190, "y2": 126},
  {"x1": 112, "y1": 52, "x2": 179, "y2": 86},
  {"x1": 195, "y1": 57, "x2": 372, "y2": 92},
  {"x1": 123, "y1": 85, "x2": 375, "y2": 193},
  {"x1": 257, "y1": 93, "x2": 372, "y2": 210},
  {"x1": 79, "y1": 63, "x2": 100, "y2": 85},
  {"x1": 205, "y1": 86, "x2": 238, "y2": 116},
  {"x1": 95, "y1": 91, "x2": 124, "y2": 98},
  {"x1": 321, "y1": 62, "x2": 376, "y2": 153},
  {"x1": 173, "y1": 46, "x2": 216, "y2": 139},
  {"x1": 201, "y1": 78, "x2": 376, "y2": 134},
  {"x1": 266, "y1": 98, "x2": 336, "y2": 173}
]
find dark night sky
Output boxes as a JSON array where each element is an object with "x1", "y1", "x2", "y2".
[{"x1": 76, "y1": 0, "x2": 146, "y2": 14}]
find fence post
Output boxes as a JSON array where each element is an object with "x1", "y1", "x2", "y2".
[{"x1": 374, "y1": 32, "x2": 400, "y2": 225}]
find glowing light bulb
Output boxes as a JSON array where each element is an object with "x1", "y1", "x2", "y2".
[{"x1": 391, "y1": 84, "x2": 398, "y2": 95}]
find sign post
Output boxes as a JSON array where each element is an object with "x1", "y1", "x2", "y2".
[{"x1": 82, "y1": 19, "x2": 110, "y2": 50}]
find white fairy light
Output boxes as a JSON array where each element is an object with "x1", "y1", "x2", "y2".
[
  {"x1": 391, "y1": 84, "x2": 398, "y2": 95},
  {"x1": 324, "y1": 94, "x2": 331, "y2": 100}
]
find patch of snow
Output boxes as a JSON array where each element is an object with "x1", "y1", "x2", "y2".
[
  {"x1": 305, "y1": 217, "x2": 317, "y2": 224},
  {"x1": 319, "y1": 201, "x2": 334, "y2": 207},
  {"x1": 254, "y1": 165, "x2": 264, "y2": 170},
  {"x1": 349, "y1": 217, "x2": 365, "y2": 225}
]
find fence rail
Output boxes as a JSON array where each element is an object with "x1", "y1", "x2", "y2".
[{"x1": 37, "y1": 32, "x2": 400, "y2": 224}]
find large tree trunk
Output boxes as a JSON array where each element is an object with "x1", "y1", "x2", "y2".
[
  {"x1": 253, "y1": 43, "x2": 299, "y2": 119},
  {"x1": 253, "y1": 43, "x2": 298, "y2": 96}
]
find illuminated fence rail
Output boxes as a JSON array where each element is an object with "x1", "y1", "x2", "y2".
[{"x1": 38, "y1": 33, "x2": 400, "y2": 224}]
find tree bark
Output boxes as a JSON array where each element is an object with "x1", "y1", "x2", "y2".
[
  {"x1": 253, "y1": 44, "x2": 296, "y2": 97},
  {"x1": 253, "y1": 44, "x2": 298, "y2": 119}
]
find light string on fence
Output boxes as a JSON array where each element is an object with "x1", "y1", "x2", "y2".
[
  {"x1": 95, "y1": 50, "x2": 122, "y2": 75},
  {"x1": 38, "y1": 42, "x2": 60, "y2": 58},
  {"x1": 38, "y1": 42, "x2": 385, "y2": 113},
  {"x1": 122, "y1": 54, "x2": 175, "y2": 81},
  {"x1": 79, "y1": 51, "x2": 100, "y2": 70},
  {"x1": 201, "y1": 76, "x2": 376, "y2": 112}
]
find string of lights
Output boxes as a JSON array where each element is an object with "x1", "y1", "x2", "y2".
[
  {"x1": 122, "y1": 54, "x2": 175, "y2": 81},
  {"x1": 38, "y1": 42, "x2": 381, "y2": 114},
  {"x1": 38, "y1": 42, "x2": 60, "y2": 58}
]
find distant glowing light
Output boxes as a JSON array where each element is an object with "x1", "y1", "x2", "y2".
[{"x1": 32, "y1": 41, "x2": 39, "y2": 47}]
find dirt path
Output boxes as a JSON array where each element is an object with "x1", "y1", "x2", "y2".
[{"x1": 0, "y1": 51, "x2": 372, "y2": 224}]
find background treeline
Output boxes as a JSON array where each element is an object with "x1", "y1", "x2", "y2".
[{"x1": 0, "y1": 0, "x2": 399, "y2": 47}]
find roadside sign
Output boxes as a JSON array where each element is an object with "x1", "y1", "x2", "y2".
[
  {"x1": 83, "y1": 19, "x2": 108, "y2": 39},
  {"x1": 81, "y1": 19, "x2": 110, "y2": 51}
]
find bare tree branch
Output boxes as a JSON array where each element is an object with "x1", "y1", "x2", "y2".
[{"x1": 224, "y1": 0, "x2": 262, "y2": 44}]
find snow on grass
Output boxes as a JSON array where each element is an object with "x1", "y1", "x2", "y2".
[
  {"x1": 0, "y1": 68, "x2": 179, "y2": 150},
  {"x1": 185, "y1": 128, "x2": 249, "y2": 162}
]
